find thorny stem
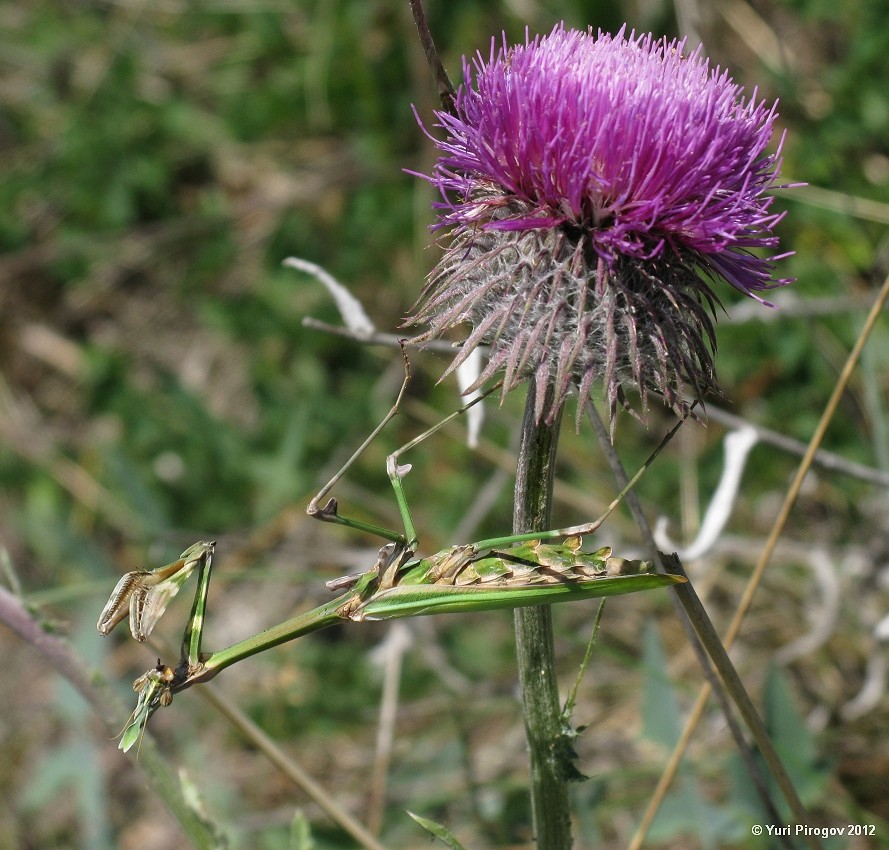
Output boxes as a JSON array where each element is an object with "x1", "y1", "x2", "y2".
[{"x1": 512, "y1": 379, "x2": 573, "y2": 850}]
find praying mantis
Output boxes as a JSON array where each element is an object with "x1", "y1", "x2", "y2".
[{"x1": 98, "y1": 353, "x2": 686, "y2": 752}]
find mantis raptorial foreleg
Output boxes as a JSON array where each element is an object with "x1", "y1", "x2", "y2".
[
  {"x1": 97, "y1": 541, "x2": 215, "y2": 645},
  {"x1": 98, "y1": 541, "x2": 215, "y2": 752}
]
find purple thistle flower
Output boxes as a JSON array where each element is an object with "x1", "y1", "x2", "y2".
[{"x1": 407, "y1": 24, "x2": 793, "y2": 426}]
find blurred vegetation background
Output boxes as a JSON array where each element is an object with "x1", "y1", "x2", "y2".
[{"x1": 1, "y1": 0, "x2": 888, "y2": 848}]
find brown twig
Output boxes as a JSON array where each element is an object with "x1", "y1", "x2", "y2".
[
  {"x1": 302, "y1": 316, "x2": 463, "y2": 355},
  {"x1": 195, "y1": 683, "x2": 389, "y2": 850},
  {"x1": 408, "y1": 0, "x2": 456, "y2": 113},
  {"x1": 631, "y1": 269, "x2": 889, "y2": 847},
  {"x1": 585, "y1": 406, "x2": 797, "y2": 849},
  {"x1": 0, "y1": 586, "x2": 221, "y2": 847},
  {"x1": 703, "y1": 403, "x2": 889, "y2": 487}
]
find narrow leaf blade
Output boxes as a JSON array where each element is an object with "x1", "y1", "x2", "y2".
[{"x1": 407, "y1": 811, "x2": 469, "y2": 850}]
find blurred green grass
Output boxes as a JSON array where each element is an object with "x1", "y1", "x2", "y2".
[{"x1": 2, "y1": 0, "x2": 889, "y2": 847}]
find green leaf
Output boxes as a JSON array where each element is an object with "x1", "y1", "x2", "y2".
[
  {"x1": 641, "y1": 621, "x2": 683, "y2": 749},
  {"x1": 764, "y1": 665, "x2": 832, "y2": 805},
  {"x1": 289, "y1": 809, "x2": 315, "y2": 850},
  {"x1": 407, "y1": 811, "x2": 470, "y2": 850}
]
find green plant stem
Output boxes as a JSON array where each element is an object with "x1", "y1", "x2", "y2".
[{"x1": 512, "y1": 380, "x2": 572, "y2": 850}]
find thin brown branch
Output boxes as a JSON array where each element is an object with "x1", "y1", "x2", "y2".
[
  {"x1": 632, "y1": 269, "x2": 889, "y2": 847},
  {"x1": 196, "y1": 684, "x2": 389, "y2": 850},
  {"x1": 0, "y1": 586, "x2": 221, "y2": 847},
  {"x1": 788, "y1": 183, "x2": 889, "y2": 226},
  {"x1": 302, "y1": 316, "x2": 464, "y2": 355},
  {"x1": 703, "y1": 403, "x2": 889, "y2": 487},
  {"x1": 408, "y1": 0, "x2": 456, "y2": 113}
]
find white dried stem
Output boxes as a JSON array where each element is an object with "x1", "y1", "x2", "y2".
[
  {"x1": 841, "y1": 650, "x2": 887, "y2": 721},
  {"x1": 774, "y1": 548, "x2": 841, "y2": 664},
  {"x1": 654, "y1": 425, "x2": 759, "y2": 561},
  {"x1": 456, "y1": 346, "x2": 485, "y2": 449},
  {"x1": 284, "y1": 256, "x2": 376, "y2": 338}
]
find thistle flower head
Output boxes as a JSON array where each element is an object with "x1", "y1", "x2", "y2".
[{"x1": 407, "y1": 24, "x2": 792, "y2": 425}]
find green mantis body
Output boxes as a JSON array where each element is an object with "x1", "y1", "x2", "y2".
[
  {"x1": 345, "y1": 536, "x2": 658, "y2": 619},
  {"x1": 111, "y1": 535, "x2": 676, "y2": 751},
  {"x1": 100, "y1": 355, "x2": 684, "y2": 751}
]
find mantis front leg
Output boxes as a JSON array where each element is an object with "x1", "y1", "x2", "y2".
[
  {"x1": 98, "y1": 541, "x2": 215, "y2": 753},
  {"x1": 97, "y1": 541, "x2": 215, "y2": 645},
  {"x1": 179, "y1": 539, "x2": 214, "y2": 672}
]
